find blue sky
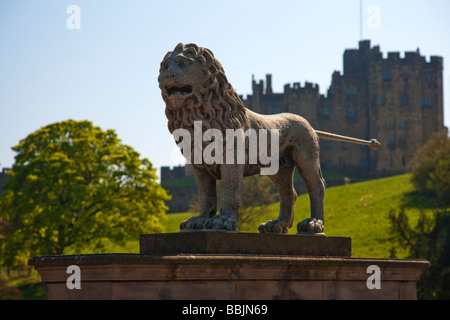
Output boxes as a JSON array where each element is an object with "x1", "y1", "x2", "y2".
[{"x1": 1, "y1": 0, "x2": 449, "y2": 178}]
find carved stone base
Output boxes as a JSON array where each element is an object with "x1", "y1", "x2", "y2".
[
  {"x1": 29, "y1": 253, "x2": 429, "y2": 300},
  {"x1": 140, "y1": 232, "x2": 351, "y2": 257}
]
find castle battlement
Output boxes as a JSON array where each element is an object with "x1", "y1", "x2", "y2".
[
  {"x1": 379, "y1": 51, "x2": 442, "y2": 68},
  {"x1": 283, "y1": 81, "x2": 319, "y2": 93},
  {"x1": 343, "y1": 40, "x2": 442, "y2": 69},
  {"x1": 251, "y1": 74, "x2": 320, "y2": 97}
]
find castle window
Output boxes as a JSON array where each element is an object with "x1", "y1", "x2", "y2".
[
  {"x1": 400, "y1": 94, "x2": 408, "y2": 105},
  {"x1": 272, "y1": 107, "x2": 280, "y2": 114},
  {"x1": 340, "y1": 142, "x2": 348, "y2": 150},
  {"x1": 339, "y1": 158, "x2": 346, "y2": 166},
  {"x1": 398, "y1": 120, "x2": 406, "y2": 129},
  {"x1": 421, "y1": 96, "x2": 432, "y2": 107},
  {"x1": 346, "y1": 88, "x2": 357, "y2": 96},
  {"x1": 403, "y1": 71, "x2": 408, "y2": 81},
  {"x1": 387, "y1": 135, "x2": 396, "y2": 147},
  {"x1": 387, "y1": 120, "x2": 395, "y2": 129},
  {"x1": 380, "y1": 95, "x2": 386, "y2": 106},
  {"x1": 359, "y1": 159, "x2": 367, "y2": 168},
  {"x1": 427, "y1": 74, "x2": 433, "y2": 84},
  {"x1": 323, "y1": 140, "x2": 331, "y2": 149},
  {"x1": 382, "y1": 71, "x2": 391, "y2": 81},
  {"x1": 322, "y1": 107, "x2": 330, "y2": 117},
  {"x1": 347, "y1": 108, "x2": 356, "y2": 118}
]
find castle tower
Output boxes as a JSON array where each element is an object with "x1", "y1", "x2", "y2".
[{"x1": 266, "y1": 74, "x2": 273, "y2": 95}]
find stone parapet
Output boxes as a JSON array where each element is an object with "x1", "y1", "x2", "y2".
[
  {"x1": 29, "y1": 252, "x2": 429, "y2": 300},
  {"x1": 140, "y1": 232, "x2": 351, "y2": 257}
]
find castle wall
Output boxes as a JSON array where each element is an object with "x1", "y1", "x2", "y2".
[{"x1": 0, "y1": 168, "x2": 11, "y2": 196}]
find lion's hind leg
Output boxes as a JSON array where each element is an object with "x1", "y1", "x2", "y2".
[
  {"x1": 292, "y1": 151, "x2": 326, "y2": 234},
  {"x1": 258, "y1": 165, "x2": 297, "y2": 234}
]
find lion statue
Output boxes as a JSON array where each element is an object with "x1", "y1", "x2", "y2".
[{"x1": 158, "y1": 43, "x2": 380, "y2": 235}]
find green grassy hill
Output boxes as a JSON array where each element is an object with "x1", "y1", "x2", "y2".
[{"x1": 163, "y1": 174, "x2": 435, "y2": 259}]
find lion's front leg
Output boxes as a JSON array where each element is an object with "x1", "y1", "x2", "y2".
[
  {"x1": 179, "y1": 166, "x2": 217, "y2": 231},
  {"x1": 206, "y1": 164, "x2": 244, "y2": 231}
]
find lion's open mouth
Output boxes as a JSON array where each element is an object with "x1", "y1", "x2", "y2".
[{"x1": 167, "y1": 86, "x2": 192, "y2": 97}]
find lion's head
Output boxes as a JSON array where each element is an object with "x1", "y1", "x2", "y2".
[{"x1": 158, "y1": 43, "x2": 247, "y2": 133}]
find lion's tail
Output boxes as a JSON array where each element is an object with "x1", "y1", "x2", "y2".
[{"x1": 315, "y1": 130, "x2": 381, "y2": 151}]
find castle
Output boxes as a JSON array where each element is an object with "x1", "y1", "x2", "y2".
[{"x1": 242, "y1": 40, "x2": 446, "y2": 178}]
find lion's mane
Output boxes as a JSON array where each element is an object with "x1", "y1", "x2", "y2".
[{"x1": 159, "y1": 43, "x2": 247, "y2": 134}]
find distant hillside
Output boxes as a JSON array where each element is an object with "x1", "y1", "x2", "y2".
[
  {"x1": 163, "y1": 174, "x2": 438, "y2": 259},
  {"x1": 161, "y1": 169, "x2": 351, "y2": 188}
]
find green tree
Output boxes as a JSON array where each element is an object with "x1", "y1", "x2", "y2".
[
  {"x1": 236, "y1": 175, "x2": 278, "y2": 230},
  {"x1": 0, "y1": 120, "x2": 170, "y2": 268},
  {"x1": 411, "y1": 132, "x2": 450, "y2": 206},
  {"x1": 0, "y1": 216, "x2": 21, "y2": 299},
  {"x1": 388, "y1": 133, "x2": 450, "y2": 299},
  {"x1": 389, "y1": 208, "x2": 450, "y2": 299}
]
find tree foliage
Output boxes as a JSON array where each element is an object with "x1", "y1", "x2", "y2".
[
  {"x1": 236, "y1": 175, "x2": 278, "y2": 230},
  {"x1": 411, "y1": 132, "x2": 450, "y2": 206},
  {"x1": 0, "y1": 120, "x2": 170, "y2": 268},
  {"x1": 388, "y1": 132, "x2": 450, "y2": 299},
  {"x1": 389, "y1": 207, "x2": 450, "y2": 300}
]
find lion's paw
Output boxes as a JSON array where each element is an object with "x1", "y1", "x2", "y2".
[
  {"x1": 180, "y1": 215, "x2": 206, "y2": 230},
  {"x1": 205, "y1": 215, "x2": 236, "y2": 231},
  {"x1": 297, "y1": 218, "x2": 324, "y2": 234},
  {"x1": 258, "y1": 220, "x2": 289, "y2": 234}
]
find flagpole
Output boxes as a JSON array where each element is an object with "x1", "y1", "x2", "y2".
[{"x1": 360, "y1": 0, "x2": 363, "y2": 40}]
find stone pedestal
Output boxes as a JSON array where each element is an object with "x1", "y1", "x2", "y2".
[
  {"x1": 28, "y1": 232, "x2": 429, "y2": 300},
  {"x1": 140, "y1": 232, "x2": 351, "y2": 256}
]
